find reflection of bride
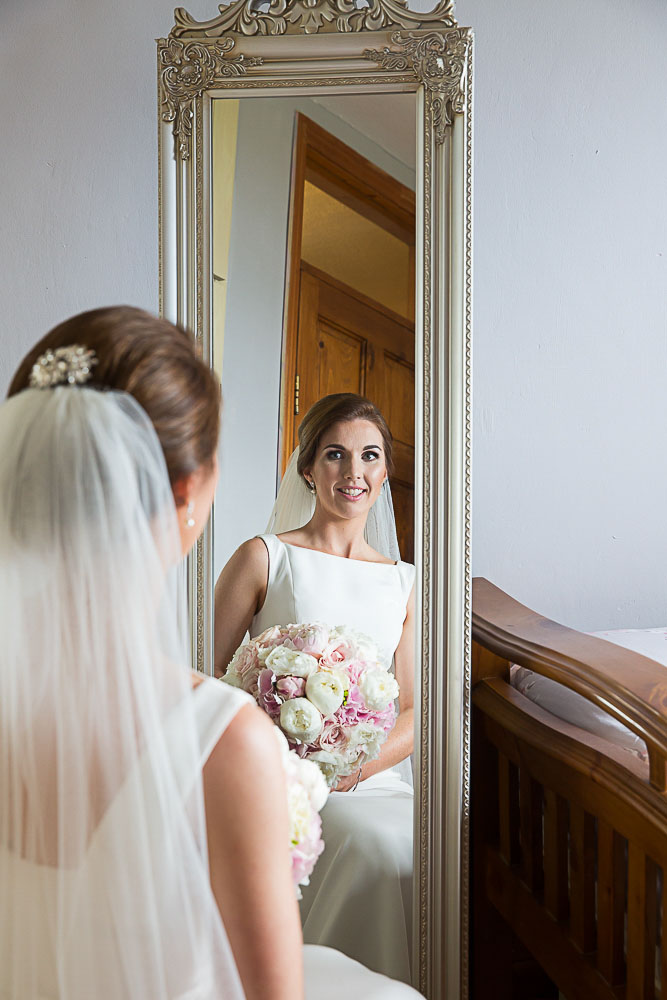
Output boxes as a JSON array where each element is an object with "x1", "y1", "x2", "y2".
[
  {"x1": 3, "y1": 310, "x2": 419, "y2": 999},
  {"x1": 215, "y1": 393, "x2": 415, "y2": 984}
]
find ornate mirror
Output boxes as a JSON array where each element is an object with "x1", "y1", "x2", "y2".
[{"x1": 158, "y1": 3, "x2": 472, "y2": 995}]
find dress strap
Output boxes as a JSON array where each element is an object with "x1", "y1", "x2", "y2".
[
  {"x1": 192, "y1": 676, "x2": 254, "y2": 770},
  {"x1": 256, "y1": 533, "x2": 287, "y2": 592},
  {"x1": 396, "y1": 562, "x2": 416, "y2": 605}
]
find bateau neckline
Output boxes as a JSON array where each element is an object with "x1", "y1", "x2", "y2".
[{"x1": 272, "y1": 534, "x2": 399, "y2": 567}]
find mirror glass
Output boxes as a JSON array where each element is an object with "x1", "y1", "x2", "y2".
[{"x1": 210, "y1": 91, "x2": 418, "y2": 983}]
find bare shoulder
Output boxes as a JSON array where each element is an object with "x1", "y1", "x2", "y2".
[
  {"x1": 204, "y1": 703, "x2": 282, "y2": 792},
  {"x1": 234, "y1": 536, "x2": 269, "y2": 570},
  {"x1": 217, "y1": 536, "x2": 269, "y2": 584}
]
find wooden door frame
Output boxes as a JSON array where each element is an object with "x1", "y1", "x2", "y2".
[{"x1": 279, "y1": 112, "x2": 416, "y2": 478}]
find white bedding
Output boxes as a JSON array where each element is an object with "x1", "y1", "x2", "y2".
[{"x1": 511, "y1": 626, "x2": 667, "y2": 759}]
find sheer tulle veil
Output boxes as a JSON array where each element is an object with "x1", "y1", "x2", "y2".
[
  {"x1": 266, "y1": 447, "x2": 401, "y2": 563},
  {"x1": 0, "y1": 387, "x2": 243, "y2": 997}
]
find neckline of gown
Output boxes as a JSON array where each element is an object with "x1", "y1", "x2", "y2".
[{"x1": 272, "y1": 534, "x2": 399, "y2": 567}]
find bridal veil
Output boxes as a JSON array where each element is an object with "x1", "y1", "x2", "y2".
[{"x1": 0, "y1": 387, "x2": 243, "y2": 998}]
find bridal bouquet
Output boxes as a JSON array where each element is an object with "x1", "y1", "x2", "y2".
[
  {"x1": 273, "y1": 728, "x2": 328, "y2": 898},
  {"x1": 223, "y1": 623, "x2": 399, "y2": 787}
]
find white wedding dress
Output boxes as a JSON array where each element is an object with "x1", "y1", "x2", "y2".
[
  {"x1": 0, "y1": 674, "x2": 418, "y2": 999},
  {"x1": 253, "y1": 534, "x2": 416, "y2": 985}
]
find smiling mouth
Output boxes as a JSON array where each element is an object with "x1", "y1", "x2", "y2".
[{"x1": 337, "y1": 487, "x2": 367, "y2": 500}]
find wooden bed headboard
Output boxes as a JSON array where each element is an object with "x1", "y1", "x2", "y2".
[{"x1": 471, "y1": 578, "x2": 667, "y2": 1000}]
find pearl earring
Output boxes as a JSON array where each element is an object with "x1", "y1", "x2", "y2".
[{"x1": 185, "y1": 501, "x2": 195, "y2": 529}]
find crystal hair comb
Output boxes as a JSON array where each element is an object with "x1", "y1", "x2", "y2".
[{"x1": 29, "y1": 345, "x2": 98, "y2": 389}]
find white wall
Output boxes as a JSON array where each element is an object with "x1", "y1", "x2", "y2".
[
  {"x1": 452, "y1": 0, "x2": 667, "y2": 628},
  {"x1": 0, "y1": 0, "x2": 217, "y2": 391},
  {"x1": 1, "y1": 0, "x2": 665, "y2": 629}
]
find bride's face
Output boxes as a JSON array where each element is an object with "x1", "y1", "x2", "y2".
[{"x1": 307, "y1": 419, "x2": 387, "y2": 522}]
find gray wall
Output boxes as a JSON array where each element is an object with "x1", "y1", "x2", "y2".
[
  {"x1": 1, "y1": 0, "x2": 665, "y2": 629},
  {"x1": 455, "y1": 0, "x2": 667, "y2": 628}
]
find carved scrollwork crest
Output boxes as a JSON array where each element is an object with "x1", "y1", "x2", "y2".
[
  {"x1": 364, "y1": 27, "x2": 470, "y2": 143},
  {"x1": 159, "y1": 37, "x2": 262, "y2": 158},
  {"x1": 172, "y1": 0, "x2": 456, "y2": 37}
]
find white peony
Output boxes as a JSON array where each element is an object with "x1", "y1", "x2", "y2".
[
  {"x1": 345, "y1": 722, "x2": 384, "y2": 762},
  {"x1": 280, "y1": 697, "x2": 323, "y2": 743},
  {"x1": 308, "y1": 750, "x2": 344, "y2": 786},
  {"x1": 266, "y1": 646, "x2": 318, "y2": 678},
  {"x1": 305, "y1": 670, "x2": 346, "y2": 716},
  {"x1": 358, "y1": 669, "x2": 399, "y2": 711},
  {"x1": 273, "y1": 728, "x2": 329, "y2": 819},
  {"x1": 287, "y1": 780, "x2": 313, "y2": 846},
  {"x1": 328, "y1": 625, "x2": 380, "y2": 663},
  {"x1": 294, "y1": 756, "x2": 329, "y2": 812}
]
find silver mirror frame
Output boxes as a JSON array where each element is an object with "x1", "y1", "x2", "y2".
[{"x1": 157, "y1": 5, "x2": 472, "y2": 995}]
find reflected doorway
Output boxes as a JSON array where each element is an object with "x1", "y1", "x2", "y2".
[{"x1": 281, "y1": 114, "x2": 415, "y2": 560}]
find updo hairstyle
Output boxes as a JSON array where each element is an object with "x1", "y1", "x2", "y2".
[
  {"x1": 296, "y1": 393, "x2": 394, "y2": 489},
  {"x1": 8, "y1": 306, "x2": 220, "y2": 501}
]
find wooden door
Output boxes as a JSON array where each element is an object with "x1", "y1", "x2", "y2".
[{"x1": 294, "y1": 263, "x2": 415, "y2": 560}]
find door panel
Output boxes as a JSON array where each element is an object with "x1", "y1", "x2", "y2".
[{"x1": 316, "y1": 322, "x2": 365, "y2": 398}]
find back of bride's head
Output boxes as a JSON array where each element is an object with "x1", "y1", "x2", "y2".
[
  {"x1": 8, "y1": 305, "x2": 220, "y2": 490},
  {"x1": 0, "y1": 310, "x2": 240, "y2": 998}
]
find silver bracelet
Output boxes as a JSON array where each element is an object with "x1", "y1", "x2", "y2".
[{"x1": 351, "y1": 766, "x2": 363, "y2": 792}]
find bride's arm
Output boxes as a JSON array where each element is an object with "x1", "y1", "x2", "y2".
[
  {"x1": 335, "y1": 584, "x2": 416, "y2": 791},
  {"x1": 213, "y1": 538, "x2": 269, "y2": 678},
  {"x1": 203, "y1": 703, "x2": 304, "y2": 1000}
]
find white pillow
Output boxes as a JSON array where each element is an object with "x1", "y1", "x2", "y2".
[
  {"x1": 512, "y1": 666, "x2": 647, "y2": 758},
  {"x1": 510, "y1": 627, "x2": 667, "y2": 760}
]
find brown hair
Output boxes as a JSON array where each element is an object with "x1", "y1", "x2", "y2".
[
  {"x1": 7, "y1": 306, "x2": 220, "y2": 499},
  {"x1": 296, "y1": 393, "x2": 393, "y2": 483}
]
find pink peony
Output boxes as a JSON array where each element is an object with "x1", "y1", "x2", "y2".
[
  {"x1": 285, "y1": 623, "x2": 330, "y2": 657},
  {"x1": 291, "y1": 811, "x2": 324, "y2": 890},
  {"x1": 257, "y1": 667, "x2": 281, "y2": 718}
]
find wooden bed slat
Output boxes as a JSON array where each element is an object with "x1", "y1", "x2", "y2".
[
  {"x1": 627, "y1": 843, "x2": 657, "y2": 1000},
  {"x1": 498, "y1": 753, "x2": 520, "y2": 866},
  {"x1": 486, "y1": 847, "x2": 617, "y2": 1000},
  {"x1": 520, "y1": 768, "x2": 543, "y2": 894},
  {"x1": 543, "y1": 789, "x2": 569, "y2": 921},
  {"x1": 569, "y1": 804, "x2": 596, "y2": 954},
  {"x1": 646, "y1": 858, "x2": 659, "y2": 1000},
  {"x1": 596, "y1": 819, "x2": 626, "y2": 987},
  {"x1": 662, "y1": 869, "x2": 666, "y2": 1000}
]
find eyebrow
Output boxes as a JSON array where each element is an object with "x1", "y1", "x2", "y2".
[{"x1": 322, "y1": 443, "x2": 383, "y2": 451}]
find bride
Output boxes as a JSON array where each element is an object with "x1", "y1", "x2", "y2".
[
  {"x1": 1, "y1": 308, "x2": 420, "y2": 999},
  {"x1": 215, "y1": 392, "x2": 415, "y2": 984}
]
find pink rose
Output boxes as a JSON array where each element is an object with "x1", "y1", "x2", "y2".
[
  {"x1": 255, "y1": 624, "x2": 284, "y2": 648},
  {"x1": 317, "y1": 721, "x2": 349, "y2": 754},
  {"x1": 276, "y1": 675, "x2": 306, "y2": 699},
  {"x1": 319, "y1": 643, "x2": 346, "y2": 667}
]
